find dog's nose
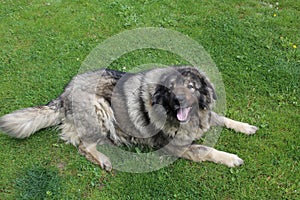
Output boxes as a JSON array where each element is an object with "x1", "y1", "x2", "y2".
[{"x1": 175, "y1": 94, "x2": 185, "y2": 102}]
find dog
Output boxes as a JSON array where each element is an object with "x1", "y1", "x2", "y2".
[{"x1": 0, "y1": 66, "x2": 258, "y2": 171}]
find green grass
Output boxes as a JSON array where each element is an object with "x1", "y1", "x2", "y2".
[
  {"x1": 0, "y1": 0, "x2": 299, "y2": 199},
  {"x1": 14, "y1": 166, "x2": 62, "y2": 199}
]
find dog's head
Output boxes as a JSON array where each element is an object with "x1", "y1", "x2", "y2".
[{"x1": 152, "y1": 66, "x2": 216, "y2": 123}]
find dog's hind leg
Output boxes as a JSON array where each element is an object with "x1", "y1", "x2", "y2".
[
  {"x1": 210, "y1": 112, "x2": 258, "y2": 135},
  {"x1": 74, "y1": 98, "x2": 117, "y2": 171},
  {"x1": 60, "y1": 121, "x2": 113, "y2": 171},
  {"x1": 61, "y1": 96, "x2": 117, "y2": 171},
  {"x1": 78, "y1": 141, "x2": 112, "y2": 171}
]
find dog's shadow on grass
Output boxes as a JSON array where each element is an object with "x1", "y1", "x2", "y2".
[{"x1": 14, "y1": 165, "x2": 62, "y2": 199}]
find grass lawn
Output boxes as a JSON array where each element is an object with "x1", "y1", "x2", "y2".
[{"x1": 0, "y1": 0, "x2": 299, "y2": 199}]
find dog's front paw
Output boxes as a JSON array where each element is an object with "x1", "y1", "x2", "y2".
[
  {"x1": 240, "y1": 123, "x2": 258, "y2": 135},
  {"x1": 211, "y1": 150, "x2": 244, "y2": 167},
  {"x1": 224, "y1": 118, "x2": 259, "y2": 135},
  {"x1": 223, "y1": 153, "x2": 244, "y2": 167}
]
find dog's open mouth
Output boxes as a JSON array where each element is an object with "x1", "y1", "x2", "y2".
[{"x1": 176, "y1": 107, "x2": 192, "y2": 122}]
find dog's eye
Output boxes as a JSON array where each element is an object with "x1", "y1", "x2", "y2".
[
  {"x1": 187, "y1": 83, "x2": 194, "y2": 89},
  {"x1": 168, "y1": 83, "x2": 174, "y2": 90}
]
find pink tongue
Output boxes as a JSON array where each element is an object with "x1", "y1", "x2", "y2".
[{"x1": 177, "y1": 108, "x2": 190, "y2": 121}]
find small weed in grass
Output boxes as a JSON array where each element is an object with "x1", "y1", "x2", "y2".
[{"x1": 15, "y1": 166, "x2": 62, "y2": 200}]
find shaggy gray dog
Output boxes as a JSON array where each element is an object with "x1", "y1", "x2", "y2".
[{"x1": 0, "y1": 66, "x2": 258, "y2": 171}]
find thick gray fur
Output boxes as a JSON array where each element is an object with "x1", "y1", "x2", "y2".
[{"x1": 0, "y1": 66, "x2": 258, "y2": 171}]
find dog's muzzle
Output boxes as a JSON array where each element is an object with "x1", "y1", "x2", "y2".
[{"x1": 173, "y1": 87, "x2": 196, "y2": 123}]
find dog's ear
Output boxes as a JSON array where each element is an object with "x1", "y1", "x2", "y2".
[
  {"x1": 152, "y1": 90, "x2": 161, "y2": 105},
  {"x1": 207, "y1": 80, "x2": 217, "y2": 101},
  {"x1": 151, "y1": 84, "x2": 172, "y2": 109},
  {"x1": 152, "y1": 85, "x2": 166, "y2": 105},
  {"x1": 197, "y1": 77, "x2": 217, "y2": 110}
]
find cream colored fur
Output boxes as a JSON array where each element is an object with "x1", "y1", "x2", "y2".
[{"x1": 0, "y1": 106, "x2": 63, "y2": 138}]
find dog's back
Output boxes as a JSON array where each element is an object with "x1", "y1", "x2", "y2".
[{"x1": 0, "y1": 68, "x2": 125, "y2": 139}]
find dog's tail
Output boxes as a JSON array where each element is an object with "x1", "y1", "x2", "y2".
[{"x1": 0, "y1": 98, "x2": 64, "y2": 138}]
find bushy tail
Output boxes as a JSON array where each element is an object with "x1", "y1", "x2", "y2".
[{"x1": 0, "y1": 99, "x2": 63, "y2": 138}]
